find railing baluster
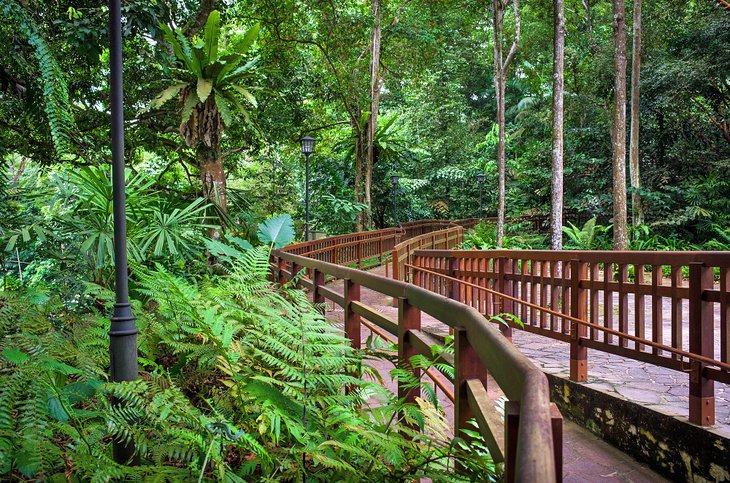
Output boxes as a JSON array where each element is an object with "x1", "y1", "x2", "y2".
[
  {"x1": 562, "y1": 260, "x2": 571, "y2": 335},
  {"x1": 604, "y1": 263, "x2": 614, "y2": 344},
  {"x1": 531, "y1": 259, "x2": 538, "y2": 327},
  {"x1": 671, "y1": 266, "x2": 683, "y2": 360},
  {"x1": 551, "y1": 261, "x2": 559, "y2": 332},
  {"x1": 570, "y1": 259, "x2": 588, "y2": 382},
  {"x1": 520, "y1": 259, "x2": 528, "y2": 324},
  {"x1": 590, "y1": 263, "x2": 599, "y2": 340},
  {"x1": 688, "y1": 262, "x2": 714, "y2": 426},
  {"x1": 652, "y1": 265, "x2": 664, "y2": 356},
  {"x1": 721, "y1": 267, "x2": 729, "y2": 364},
  {"x1": 498, "y1": 257, "x2": 513, "y2": 340},
  {"x1": 635, "y1": 264, "x2": 646, "y2": 352},
  {"x1": 618, "y1": 263, "x2": 629, "y2": 348},
  {"x1": 540, "y1": 261, "x2": 548, "y2": 329}
]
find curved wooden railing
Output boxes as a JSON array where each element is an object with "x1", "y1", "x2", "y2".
[
  {"x1": 408, "y1": 249, "x2": 730, "y2": 427},
  {"x1": 273, "y1": 219, "x2": 561, "y2": 482}
]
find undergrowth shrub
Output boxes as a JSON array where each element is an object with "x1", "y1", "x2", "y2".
[{"x1": 0, "y1": 245, "x2": 498, "y2": 481}]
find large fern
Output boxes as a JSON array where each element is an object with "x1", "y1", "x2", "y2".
[{"x1": 0, "y1": 243, "x2": 498, "y2": 481}]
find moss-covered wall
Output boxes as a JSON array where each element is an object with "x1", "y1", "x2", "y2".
[{"x1": 547, "y1": 374, "x2": 730, "y2": 482}]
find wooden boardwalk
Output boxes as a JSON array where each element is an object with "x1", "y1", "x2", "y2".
[{"x1": 322, "y1": 265, "x2": 669, "y2": 482}]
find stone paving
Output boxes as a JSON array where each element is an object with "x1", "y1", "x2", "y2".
[{"x1": 320, "y1": 267, "x2": 675, "y2": 481}]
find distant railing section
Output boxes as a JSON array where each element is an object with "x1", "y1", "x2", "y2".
[
  {"x1": 283, "y1": 219, "x2": 484, "y2": 270},
  {"x1": 271, "y1": 247, "x2": 561, "y2": 482},
  {"x1": 408, "y1": 249, "x2": 730, "y2": 426}
]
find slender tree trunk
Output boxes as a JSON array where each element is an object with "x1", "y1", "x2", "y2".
[
  {"x1": 354, "y1": 131, "x2": 367, "y2": 231},
  {"x1": 492, "y1": 0, "x2": 520, "y2": 248},
  {"x1": 551, "y1": 0, "x2": 565, "y2": 250},
  {"x1": 612, "y1": 0, "x2": 629, "y2": 250},
  {"x1": 366, "y1": 0, "x2": 382, "y2": 230},
  {"x1": 582, "y1": 0, "x2": 593, "y2": 35},
  {"x1": 629, "y1": 0, "x2": 643, "y2": 226}
]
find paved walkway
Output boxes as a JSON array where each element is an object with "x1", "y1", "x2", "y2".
[{"x1": 321, "y1": 266, "x2": 674, "y2": 482}]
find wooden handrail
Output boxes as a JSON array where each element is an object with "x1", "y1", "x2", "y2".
[{"x1": 272, "y1": 246, "x2": 559, "y2": 482}]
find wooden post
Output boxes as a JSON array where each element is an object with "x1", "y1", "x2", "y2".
[
  {"x1": 570, "y1": 259, "x2": 588, "y2": 382},
  {"x1": 277, "y1": 257, "x2": 287, "y2": 283},
  {"x1": 344, "y1": 279, "x2": 361, "y2": 350},
  {"x1": 356, "y1": 242, "x2": 362, "y2": 269},
  {"x1": 497, "y1": 257, "x2": 513, "y2": 340},
  {"x1": 688, "y1": 262, "x2": 715, "y2": 426},
  {"x1": 449, "y1": 256, "x2": 461, "y2": 303},
  {"x1": 398, "y1": 297, "x2": 421, "y2": 404},
  {"x1": 454, "y1": 327, "x2": 488, "y2": 439},
  {"x1": 313, "y1": 269, "x2": 325, "y2": 313},
  {"x1": 392, "y1": 250, "x2": 400, "y2": 307},
  {"x1": 291, "y1": 262, "x2": 300, "y2": 288},
  {"x1": 505, "y1": 402, "x2": 563, "y2": 483}
]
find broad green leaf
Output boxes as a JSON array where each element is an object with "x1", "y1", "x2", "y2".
[
  {"x1": 151, "y1": 82, "x2": 187, "y2": 109},
  {"x1": 1, "y1": 348, "x2": 29, "y2": 364},
  {"x1": 197, "y1": 78, "x2": 213, "y2": 103},
  {"x1": 47, "y1": 396, "x2": 68, "y2": 423},
  {"x1": 181, "y1": 90, "x2": 200, "y2": 123},
  {"x1": 231, "y1": 85, "x2": 257, "y2": 107},
  {"x1": 215, "y1": 91, "x2": 233, "y2": 126},
  {"x1": 203, "y1": 10, "x2": 221, "y2": 63},
  {"x1": 257, "y1": 214, "x2": 295, "y2": 248},
  {"x1": 232, "y1": 23, "x2": 260, "y2": 55},
  {"x1": 205, "y1": 237, "x2": 244, "y2": 260},
  {"x1": 227, "y1": 235, "x2": 254, "y2": 252}
]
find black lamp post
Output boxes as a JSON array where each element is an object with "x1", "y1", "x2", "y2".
[
  {"x1": 300, "y1": 137, "x2": 315, "y2": 240},
  {"x1": 109, "y1": 0, "x2": 138, "y2": 464},
  {"x1": 477, "y1": 173, "x2": 485, "y2": 218},
  {"x1": 391, "y1": 174, "x2": 399, "y2": 226}
]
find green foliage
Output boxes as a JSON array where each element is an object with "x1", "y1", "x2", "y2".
[
  {"x1": 562, "y1": 218, "x2": 612, "y2": 251},
  {"x1": 152, "y1": 11, "x2": 260, "y2": 133},
  {"x1": 462, "y1": 221, "x2": 546, "y2": 250},
  {"x1": 312, "y1": 194, "x2": 368, "y2": 235},
  {"x1": 1, "y1": 0, "x2": 76, "y2": 155},
  {"x1": 1, "y1": 246, "x2": 497, "y2": 480},
  {"x1": 256, "y1": 214, "x2": 295, "y2": 248}
]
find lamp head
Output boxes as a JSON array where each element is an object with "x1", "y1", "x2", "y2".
[{"x1": 300, "y1": 136, "x2": 315, "y2": 155}]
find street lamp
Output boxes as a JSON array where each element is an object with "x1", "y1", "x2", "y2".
[
  {"x1": 300, "y1": 136, "x2": 315, "y2": 240},
  {"x1": 109, "y1": 0, "x2": 138, "y2": 464},
  {"x1": 477, "y1": 173, "x2": 485, "y2": 218},
  {"x1": 391, "y1": 174, "x2": 399, "y2": 226}
]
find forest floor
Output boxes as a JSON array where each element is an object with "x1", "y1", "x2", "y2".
[{"x1": 316, "y1": 264, "x2": 724, "y2": 482}]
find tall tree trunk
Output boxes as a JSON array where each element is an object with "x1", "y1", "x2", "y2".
[
  {"x1": 629, "y1": 0, "x2": 643, "y2": 226},
  {"x1": 201, "y1": 151, "x2": 226, "y2": 212},
  {"x1": 366, "y1": 0, "x2": 382, "y2": 230},
  {"x1": 356, "y1": 0, "x2": 383, "y2": 231},
  {"x1": 551, "y1": 0, "x2": 565, "y2": 250},
  {"x1": 492, "y1": 0, "x2": 520, "y2": 248},
  {"x1": 612, "y1": 0, "x2": 629, "y2": 250}
]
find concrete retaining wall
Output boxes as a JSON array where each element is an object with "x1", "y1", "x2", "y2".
[{"x1": 547, "y1": 374, "x2": 730, "y2": 482}]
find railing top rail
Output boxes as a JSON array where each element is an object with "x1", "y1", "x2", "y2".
[
  {"x1": 272, "y1": 248, "x2": 557, "y2": 481},
  {"x1": 405, "y1": 262, "x2": 730, "y2": 372},
  {"x1": 414, "y1": 249, "x2": 730, "y2": 267}
]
